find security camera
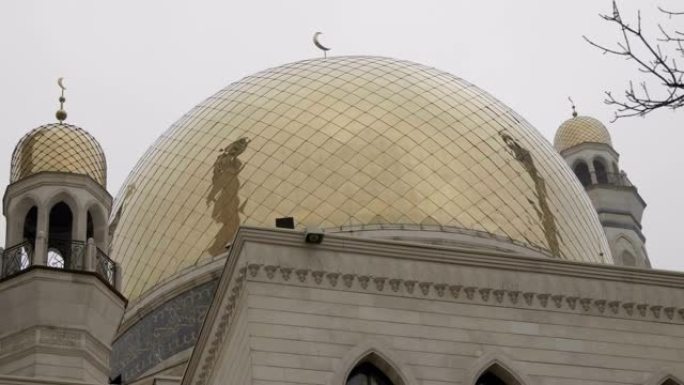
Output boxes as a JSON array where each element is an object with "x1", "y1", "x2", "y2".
[{"x1": 304, "y1": 227, "x2": 324, "y2": 244}]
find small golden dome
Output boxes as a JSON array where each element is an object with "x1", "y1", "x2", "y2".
[
  {"x1": 110, "y1": 56, "x2": 611, "y2": 299},
  {"x1": 10, "y1": 123, "x2": 107, "y2": 186},
  {"x1": 554, "y1": 115, "x2": 612, "y2": 152}
]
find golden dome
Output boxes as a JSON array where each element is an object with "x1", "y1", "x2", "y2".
[
  {"x1": 110, "y1": 56, "x2": 612, "y2": 299},
  {"x1": 554, "y1": 115, "x2": 612, "y2": 152},
  {"x1": 10, "y1": 123, "x2": 107, "y2": 186}
]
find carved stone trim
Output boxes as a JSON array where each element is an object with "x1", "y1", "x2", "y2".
[
  {"x1": 244, "y1": 264, "x2": 684, "y2": 323},
  {"x1": 192, "y1": 266, "x2": 247, "y2": 385}
]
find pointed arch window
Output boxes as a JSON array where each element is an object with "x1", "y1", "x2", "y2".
[
  {"x1": 347, "y1": 362, "x2": 394, "y2": 385},
  {"x1": 621, "y1": 250, "x2": 637, "y2": 266},
  {"x1": 48, "y1": 201, "x2": 74, "y2": 269},
  {"x1": 573, "y1": 162, "x2": 591, "y2": 187},
  {"x1": 475, "y1": 364, "x2": 522, "y2": 385},
  {"x1": 662, "y1": 378, "x2": 683, "y2": 385},
  {"x1": 23, "y1": 206, "x2": 37, "y2": 243},
  {"x1": 593, "y1": 159, "x2": 608, "y2": 184}
]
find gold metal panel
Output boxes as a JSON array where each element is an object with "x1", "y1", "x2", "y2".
[
  {"x1": 109, "y1": 56, "x2": 612, "y2": 299},
  {"x1": 554, "y1": 115, "x2": 612, "y2": 152},
  {"x1": 10, "y1": 123, "x2": 107, "y2": 186}
]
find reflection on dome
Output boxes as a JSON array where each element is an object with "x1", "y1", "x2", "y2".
[
  {"x1": 109, "y1": 56, "x2": 612, "y2": 299},
  {"x1": 554, "y1": 115, "x2": 612, "y2": 152},
  {"x1": 10, "y1": 123, "x2": 107, "y2": 186}
]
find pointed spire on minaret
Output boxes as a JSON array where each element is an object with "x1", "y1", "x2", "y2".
[{"x1": 56, "y1": 77, "x2": 67, "y2": 123}]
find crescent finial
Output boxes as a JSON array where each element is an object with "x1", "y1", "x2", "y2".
[
  {"x1": 313, "y1": 32, "x2": 331, "y2": 58},
  {"x1": 56, "y1": 77, "x2": 67, "y2": 123},
  {"x1": 567, "y1": 96, "x2": 577, "y2": 118}
]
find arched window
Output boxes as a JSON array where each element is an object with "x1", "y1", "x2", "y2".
[
  {"x1": 48, "y1": 202, "x2": 73, "y2": 269},
  {"x1": 476, "y1": 364, "x2": 522, "y2": 385},
  {"x1": 87, "y1": 211, "x2": 94, "y2": 240},
  {"x1": 593, "y1": 159, "x2": 608, "y2": 184},
  {"x1": 23, "y1": 206, "x2": 37, "y2": 243},
  {"x1": 621, "y1": 250, "x2": 637, "y2": 266},
  {"x1": 347, "y1": 362, "x2": 394, "y2": 385},
  {"x1": 662, "y1": 379, "x2": 683, "y2": 385},
  {"x1": 573, "y1": 162, "x2": 591, "y2": 187},
  {"x1": 477, "y1": 372, "x2": 507, "y2": 385}
]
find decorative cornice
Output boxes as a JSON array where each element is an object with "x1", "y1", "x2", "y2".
[
  {"x1": 243, "y1": 263, "x2": 684, "y2": 323},
  {"x1": 232, "y1": 227, "x2": 684, "y2": 289}
]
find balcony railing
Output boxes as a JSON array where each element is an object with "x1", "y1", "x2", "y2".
[
  {"x1": 47, "y1": 239, "x2": 86, "y2": 270},
  {"x1": 591, "y1": 171, "x2": 633, "y2": 187},
  {"x1": 578, "y1": 171, "x2": 634, "y2": 188},
  {"x1": 95, "y1": 248, "x2": 116, "y2": 286},
  {"x1": 1, "y1": 237, "x2": 118, "y2": 289},
  {"x1": 1, "y1": 241, "x2": 32, "y2": 279}
]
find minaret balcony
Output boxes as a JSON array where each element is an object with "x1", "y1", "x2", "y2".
[
  {"x1": 588, "y1": 171, "x2": 634, "y2": 187},
  {"x1": 0, "y1": 236, "x2": 119, "y2": 289}
]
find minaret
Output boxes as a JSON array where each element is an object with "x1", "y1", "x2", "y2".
[
  {"x1": 553, "y1": 102, "x2": 649, "y2": 267},
  {"x1": 0, "y1": 79, "x2": 125, "y2": 383}
]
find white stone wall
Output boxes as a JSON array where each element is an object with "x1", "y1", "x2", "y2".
[
  {"x1": 0, "y1": 269, "x2": 125, "y2": 383},
  {"x1": 209, "y1": 291, "x2": 252, "y2": 385},
  {"x1": 182, "y1": 229, "x2": 684, "y2": 385},
  {"x1": 244, "y1": 280, "x2": 684, "y2": 385}
]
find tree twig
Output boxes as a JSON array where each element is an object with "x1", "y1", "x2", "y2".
[{"x1": 585, "y1": 1, "x2": 684, "y2": 119}]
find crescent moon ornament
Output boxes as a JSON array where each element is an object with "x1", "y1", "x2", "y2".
[
  {"x1": 313, "y1": 32, "x2": 331, "y2": 58},
  {"x1": 56, "y1": 77, "x2": 67, "y2": 123}
]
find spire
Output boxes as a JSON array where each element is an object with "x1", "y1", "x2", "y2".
[
  {"x1": 568, "y1": 96, "x2": 578, "y2": 117},
  {"x1": 56, "y1": 77, "x2": 67, "y2": 123}
]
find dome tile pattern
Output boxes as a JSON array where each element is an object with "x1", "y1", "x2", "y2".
[
  {"x1": 110, "y1": 56, "x2": 612, "y2": 299},
  {"x1": 10, "y1": 123, "x2": 107, "y2": 186},
  {"x1": 554, "y1": 116, "x2": 612, "y2": 152}
]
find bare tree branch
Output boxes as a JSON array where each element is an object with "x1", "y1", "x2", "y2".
[
  {"x1": 659, "y1": 7, "x2": 684, "y2": 17},
  {"x1": 585, "y1": 1, "x2": 684, "y2": 120}
]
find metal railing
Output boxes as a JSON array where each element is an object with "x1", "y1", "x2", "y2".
[
  {"x1": 591, "y1": 171, "x2": 633, "y2": 187},
  {"x1": 47, "y1": 239, "x2": 86, "y2": 270},
  {"x1": 578, "y1": 171, "x2": 634, "y2": 188},
  {"x1": 1, "y1": 241, "x2": 33, "y2": 279},
  {"x1": 1, "y1": 238, "x2": 117, "y2": 288},
  {"x1": 95, "y1": 248, "x2": 116, "y2": 286}
]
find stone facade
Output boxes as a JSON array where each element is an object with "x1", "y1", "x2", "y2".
[
  {"x1": 0, "y1": 267, "x2": 125, "y2": 383},
  {"x1": 183, "y1": 228, "x2": 684, "y2": 385}
]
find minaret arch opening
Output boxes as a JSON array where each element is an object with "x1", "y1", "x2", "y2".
[
  {"x1": 573, "y1": 161, "x2": 591, "y2": 187},
  {"x1": 47, "y1": 201, "x2": 74, "y2": 268},
  {"x1": 593, "y1": 158, "x2": 609, "y2": 184}
]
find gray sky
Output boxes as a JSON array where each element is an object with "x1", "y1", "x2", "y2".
[{"x1": 1, "y1": 0, "x2": 682, "y2": 271}]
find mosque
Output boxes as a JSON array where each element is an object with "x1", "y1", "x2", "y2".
[{"x1": 0, "y1": 55, "x2": 682, "y2": 385}]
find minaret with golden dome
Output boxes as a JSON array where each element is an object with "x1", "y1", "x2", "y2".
[
  {"x1": 554, "y1": 101, "x2": 650, "y2": 267},
  {"x1": 0, "y1": 79, "x2": 125, "y2": 383}
]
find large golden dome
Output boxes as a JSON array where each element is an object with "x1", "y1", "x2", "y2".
[
  {"x1": 110, "y1": 56, "x2": 612, "y2": 299},
  {"x1": 10, "y1": 123, "x2": 107, "y2": 186},
  {"x1": 554, "y1": 115, "x2": 612, "y2": 153}
]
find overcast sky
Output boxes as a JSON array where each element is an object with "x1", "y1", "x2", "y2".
[{"x1": 1, "y1": 0, "x2": 682, "y2": 271}]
